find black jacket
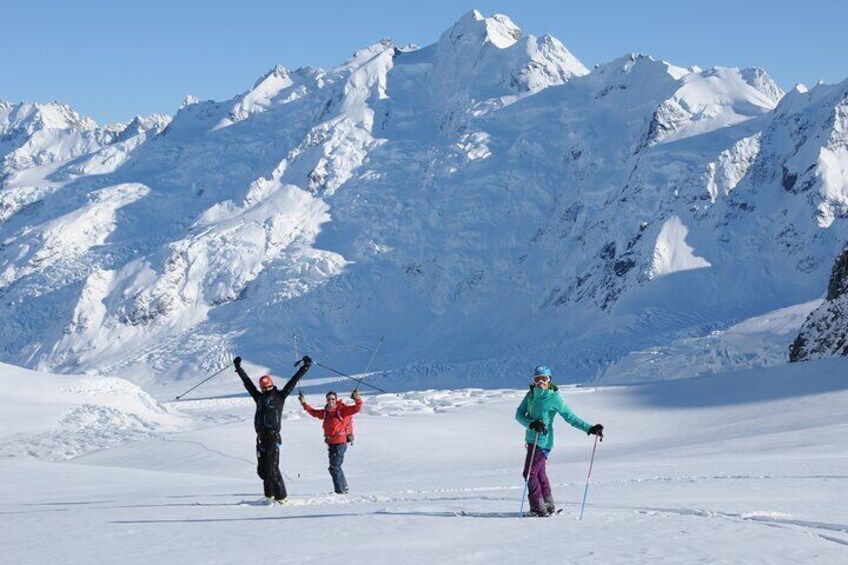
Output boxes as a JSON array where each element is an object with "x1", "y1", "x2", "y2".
[{"x1": 237, "y1": 364, "x2": 310, "y2": 436}]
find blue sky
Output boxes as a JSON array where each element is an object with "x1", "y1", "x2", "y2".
[{"x1": 2, "y1": 0, "x2": 844, "y2": 123}]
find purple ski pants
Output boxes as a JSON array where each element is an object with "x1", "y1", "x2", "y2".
[{"x1": 522, "y1": 443, "x2": 552, "y2": 509}]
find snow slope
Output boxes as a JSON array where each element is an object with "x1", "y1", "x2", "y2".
[
  {"x1": 1, "y1": 10, "x2": 847, "y2": 386},
  {"x1": 1, "y1": 359, "x2": 846, "y2": 564},
  {"x1": 600, "y1": 301, "x2": 821, "y2": 384},
  {"x1": 0, "y1": 362, "x2": 184, "y2": 460}
]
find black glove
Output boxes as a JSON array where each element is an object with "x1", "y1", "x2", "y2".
[
  {"x1": 298, "y1": 390, "x2": 305, "y2": 403},
  {"x1": 588, "y1": 423, "x2": 604, "y2": 441},
  {"x1": 351, "y1": 389, "x2": 361, "y2": 401},
  {"x1": 301, "y1": 355, "x2": 312, "y2": 367},
  {"x1": 233, "y1": 356, "x2": 242, "y2": 369},
  {"x1": 529, "y1": 420, "x2": 548, "y2": 434}
]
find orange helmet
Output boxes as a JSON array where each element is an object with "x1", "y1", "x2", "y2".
[{"x1": 258, "y1": 375, "x2": 274, "y2": 389}]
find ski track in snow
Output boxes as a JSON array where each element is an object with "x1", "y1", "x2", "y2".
[
  {"x1": 635, "y1": 507, "x2": 848, "y2": 546},
  {"x1": 157, "y1": 436, "x2": 255, "y2": 467},
  {"x1": 17, "y1": 485, "x2": 848, "y2": 549}
]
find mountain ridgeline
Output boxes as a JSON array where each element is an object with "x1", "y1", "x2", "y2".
[{"x1": 1, "y1": 10, "x2": 847, "y2": 386}]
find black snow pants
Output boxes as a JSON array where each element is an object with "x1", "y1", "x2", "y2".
[{"x1": 256, "y1": 433, "x2": 286, "y2": 500}]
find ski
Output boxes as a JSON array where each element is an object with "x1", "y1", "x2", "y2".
[{"x1": 452, "y1": 509, "x2": 564, "y2": 518}]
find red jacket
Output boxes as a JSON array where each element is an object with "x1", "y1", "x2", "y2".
[{"x1": 303, "y1": 398, "x2": 362, "y2": 444}]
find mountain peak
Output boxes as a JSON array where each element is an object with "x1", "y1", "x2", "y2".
[
  {"x1": 442, "y1": 10, "x2": 523, "y2": 50},
  {"x1": 346, "y1": 38, "x2": 396, "y2": 67},
  {"x1": 253, "y1": 64, "x2": 290, "y2": 89},
  {"x1": 740, "y1": 67, "x2": 784, "y2": 105},
  {"x1": 588, "y1": 53, "x2": 689, "y2": 89},
  {"x1": 109, "y1": 113, "x2": 172, "y2": 143},
  {"x1": 422, "y1": 11, "x2": 586, "y2": 112},
  {"x1": 181, "y1": 95, "x2": 201, "y2": 109},
  {"x1": 0, "y1": 101, "x2": 97, "y2": 135}
]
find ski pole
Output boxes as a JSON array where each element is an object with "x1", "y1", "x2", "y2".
[
  {"x1": 519, "y1": 431, "x2": 540, "y2": 517},
  {"x1": 362, "y1": 336, "x2": 384, "y2": 376},
  {"x1": 315, "y1": 361, "x2": 389, "y2": 394},
  {"x1": 294, "y1": 334, "x2": 303, "y2": 397},
  {"x1": 578, "y1": 435, "x2": 599, "y2": 521},
  {"x1": 175, "y1": 365, "x2": 230, "y2": 400},
  {"x1": 354, "y1": 335, "x2": 384, "y2": 394}
]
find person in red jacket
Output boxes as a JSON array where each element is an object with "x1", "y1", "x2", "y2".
[{"x1": 299, "y1": 389, "x2": 362, "y2": 494}]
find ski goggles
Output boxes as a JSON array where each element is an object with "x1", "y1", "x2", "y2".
[{"x1": 533, "y1": 374, "x2": 550, "y2": 383}]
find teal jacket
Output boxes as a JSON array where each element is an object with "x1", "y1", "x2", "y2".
[{"x1": 515, "y1": 385, "x2": 592, "y2": 451}]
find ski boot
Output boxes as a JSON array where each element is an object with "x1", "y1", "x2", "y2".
[
  {"x1": 526, "y1": 499, "x2": 550, "y2": 517},
  {"x1": 544, "y1": 496, "x2": 557, "y2": 515}
]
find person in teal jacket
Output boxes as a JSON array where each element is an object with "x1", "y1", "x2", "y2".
[{"x1": 515, "y1": 365, "x2": 604, "y2": 517}]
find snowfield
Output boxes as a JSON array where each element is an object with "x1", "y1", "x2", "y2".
[{"x1": 2, "y1": 359, "x2": 846, "y2": 564}]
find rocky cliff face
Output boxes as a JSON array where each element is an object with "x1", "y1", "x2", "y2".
[{"x1": 789, "y1": 246, "x2": 848, "y2": 361}]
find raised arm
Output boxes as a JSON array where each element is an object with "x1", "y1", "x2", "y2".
[
  {"x1": 234, "y1": 357, "x2": 260, "y2": 402},
  {"x1": 338, "y1": 393, "x2": 363, "y2": 417},
  {"x1": 280, "y1": 356, "x2": 312, "y2": 399},
  {"x1": 297, "y1": 390, "x2": 324, "y2": 419},
  {"x1": 555, "y1": 396, "x2": 592, "y2": 433},
  {"x1": 233, "y1": 357, "x2": 262, "y2": 400},
  {"x1": 301, "y1": 401, "x2": 324, "y2": 419}
]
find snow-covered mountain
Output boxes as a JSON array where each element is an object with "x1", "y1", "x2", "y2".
[
  {"x1": 0, "y1": 102, "x2": 169, "y2": 177},
  {"x1": 1, "y1": 9, "x2": 847, "y2": 386}
]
